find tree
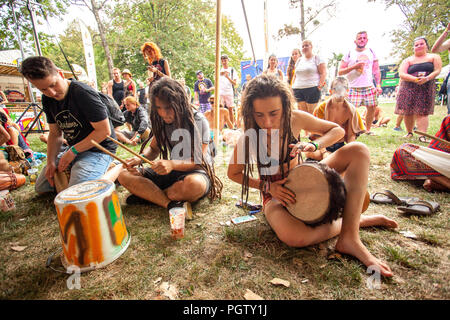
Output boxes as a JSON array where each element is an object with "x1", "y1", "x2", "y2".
[
  {"x1": 104, "y1": 0, "x2": 244, "y2": 87},
  {"x1": 328, "y1": 52, "x2": 343, "y2": 78},
  {"x1": 70, "y1": 0, "x2": 115, "y2": 79},
  {"x1": 370, "y1": 0, "x2": 449, "y2": 65},
  {"x1": 0, "y1": 0, "x2": 69, "y2": 51},
  {"x1": 276, "y1": 0, "x2": 336, "y2": 41}
]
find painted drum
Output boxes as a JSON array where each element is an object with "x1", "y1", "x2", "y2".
[{"x1": 54, "y1": 179, "x2": 131, "y2": 272}]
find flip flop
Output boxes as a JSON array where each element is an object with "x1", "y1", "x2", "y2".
[
  {"x1": 418, "y1": 136, "x2": 432, "y2": 144},
  {"x1": 397, "y1": 200, "x2": 440, "y2": 216},
  {"x1": 370, "y1": 190, "x2": 418, "y2": 205}
]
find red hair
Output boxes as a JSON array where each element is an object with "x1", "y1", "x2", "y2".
[{"x1": 141, "y1": 42, "x2": 162, "y2": 63}]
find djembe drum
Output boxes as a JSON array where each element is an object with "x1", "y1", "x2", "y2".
[
  {"x1": 54, "y1": 179, "x2": 131, "y2": 272},
  {"x1": 284, "y1": 162, "x2": 369, "y2": 227}
]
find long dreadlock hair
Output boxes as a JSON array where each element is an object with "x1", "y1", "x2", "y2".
[
  {"x1": 240, "y1": 74, "x2": 297, "y2": 204},
  {"x1": 149, "y1": 77, "x2": 222, "y2": 200}
]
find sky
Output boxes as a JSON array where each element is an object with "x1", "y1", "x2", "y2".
[{"x1": 44, "y1": 0, "x2": 406, "y2": 66}]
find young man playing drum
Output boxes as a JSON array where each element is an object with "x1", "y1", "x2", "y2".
[
  {"x1": 20, "y1": 56, "x2": 117, "y2": 194},
  {"x1": 118, "y1": 77, "x2": 222, "y2": 211},
  {"x1": 227, "y1": 74, "x2": 398, "y2": 277}
]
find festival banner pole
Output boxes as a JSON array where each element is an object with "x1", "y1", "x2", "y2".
[
  {"x1": 214, "y1": 0, "x2": 222, "y2": 149},
  {"x1": 79, "y1": 19, "x2": 98, "y2": 90}
]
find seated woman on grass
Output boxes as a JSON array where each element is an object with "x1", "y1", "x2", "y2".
[
  {"x1": 227, "y1": 74, "x2": 398, "y2": 277},
  {"x1": 115, "y1": 96, "x2": 151, "y2": 145}
]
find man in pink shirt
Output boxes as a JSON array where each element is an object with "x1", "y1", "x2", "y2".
[{"x1": 339, "y1": 31, "x2": 382, "y2": 135}]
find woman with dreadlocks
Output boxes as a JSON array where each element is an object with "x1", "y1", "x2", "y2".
[
  {"x1": 227, "y1": 75, "x2": 397, "y2": 277},
  {"x1": 118, "y1": 77, "x2": 222, "y2": 211}
]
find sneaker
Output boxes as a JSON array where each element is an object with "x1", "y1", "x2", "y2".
[
  {"x1": 125, "y1": 194, "x2": 150, "y2": 205},
  {"x1": 393, "y1": 127, "x2": 402, "y2": 131}
]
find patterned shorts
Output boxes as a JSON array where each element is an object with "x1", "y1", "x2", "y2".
[
  {"x1": 349, "y1": 86, "x2": 378, "y2": 107},
  {"x1": 199, "y1": 103, "x2": 212, "y2": 113}
]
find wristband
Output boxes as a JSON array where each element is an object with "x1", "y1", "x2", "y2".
[
  {"x1": 70, "y1": 145, "x2": 79, "y2": 155},
  {"x1": 308, "y1": 141, "x2": 319, "y2": 152}
]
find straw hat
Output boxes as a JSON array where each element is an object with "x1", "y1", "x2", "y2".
[{"x1": 122, "y1": 69, "x2": 132, "y2": 77}]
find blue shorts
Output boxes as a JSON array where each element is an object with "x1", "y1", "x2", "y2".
[{"x1": 35, "y1": 148, "x2": 112, "y2": 194}]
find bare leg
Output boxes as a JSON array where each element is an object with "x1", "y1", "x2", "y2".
[
  {"x1": 423, "y1": 176, "x2": 450, "y2": 192},
  {"x1": 322, "y1": 142, "x2": 394, "y2": 277},
  {"x1": 404, "y1": 115, "x2": 415, "y2": 134},
  {"x1": 118, "y1": 170, "x2": 171, "y2": 208},
  {"x1": 415, "y1": 115, "x2": 429, "y2": 133},
  {"x1": 306, "y1": 102, "x2": 318, "y2": 114},
  {"x1": 297, "y1": 101, "x2": 307, "y2": 113},
  {"x1": 118, "y1": 171, "x2": 208, "y2": 208},
  {"x1": 102, "y1": 163, "x2": 124, "y2": 182},
  {"x1": 165, "y1": 174, "x2": 208, "y2": 202},
  {"x1": 365, "y1": 105, "x2": 375, "y2": 133},
  {"x1": 395, "y1": 115, "x2": 404, "y2": 128}
]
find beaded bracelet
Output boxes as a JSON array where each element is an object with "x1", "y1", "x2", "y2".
[{"x1": 308, "y1": 141, "x2": 319, "y2": 152}]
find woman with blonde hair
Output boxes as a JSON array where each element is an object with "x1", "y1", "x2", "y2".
[
  {"x1": 115, "y1": 96, "x2": 151, "y2": 146},
  {"x1": 141, "y1": 42, "x2": 171, "y2": 87},
  {"x1": 292, "y1": 40, "x2": 327, "y2": 114}
]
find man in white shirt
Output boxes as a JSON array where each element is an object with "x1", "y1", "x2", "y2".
[
  {"x1": 219, "y1": 54, "x2": 238, "y2": 125},
  {"x1": 338, "y1": 31, "x2": 382, "y2": 135}
]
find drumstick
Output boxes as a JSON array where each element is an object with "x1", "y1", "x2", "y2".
[
  {"x1": 106, "y1": 136, "x2": 154, "y2": 166},
  {"x1": 414, "y1": 130, "x2": 450, "y2": 146},
  {"x1": 90, "y1": 140, "x2": 128, "y2": 165}
]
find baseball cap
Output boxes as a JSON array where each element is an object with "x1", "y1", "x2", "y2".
[
  {"x1": 196, "y1": 70, "x2": 203, "y2": 75},
  {"x1": 221, "y1": 54, "x2": 229, "y2": 60}
]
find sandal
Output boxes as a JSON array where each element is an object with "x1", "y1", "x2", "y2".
[
  {"x1": 418, "y1": 135, "x2": 432, "y2": 144},
  {"x1": 404, "y1": 132, "x2": 413, "y2": 139},
  {"x1": 397, "y1": 200, "x2": 440, "y2": 216},
  {"x1": 370, "y1": 190, "x2": 418, "y2": 205}
]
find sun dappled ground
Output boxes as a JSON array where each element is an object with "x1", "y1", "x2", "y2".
[{"x1": 0, "y1": 101, "x2": 448, "y2": 300}]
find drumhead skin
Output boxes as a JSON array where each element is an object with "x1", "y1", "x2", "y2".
[{"x1": 284, "y1": 163, "x2": 331, "y2": 224}]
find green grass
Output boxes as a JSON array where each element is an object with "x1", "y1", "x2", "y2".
[{"x1": 0, "y1": 101, "x2": 448, "y2": 300}]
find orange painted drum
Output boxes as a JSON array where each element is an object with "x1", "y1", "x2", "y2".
[{"x1": 54, "y1": 179, "x2": 131, "y2": 272}]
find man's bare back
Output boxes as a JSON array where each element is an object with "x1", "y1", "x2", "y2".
[{"x1": 204, "y1": 107, "x2": 234, "y2": 131}]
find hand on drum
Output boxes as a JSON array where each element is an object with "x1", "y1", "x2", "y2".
[
  {"x1": 289, "y1": 142, "x2": 316, "y2": 157},
  {"x1": 268, "y1": 178, "x2": 296, "y2": 207},
  {"x1": 58, "y1": 149, "x2": 76, "y2": 173},
  {"x1": 45, "y1": 162, "x2": 57, "y2": 187}
]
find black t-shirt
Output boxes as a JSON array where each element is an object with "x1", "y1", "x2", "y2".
[{"x1": 42, "y1": 80, "x2": 117, "y2": 154}]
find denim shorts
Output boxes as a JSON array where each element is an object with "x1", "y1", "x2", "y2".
[{"x1": 35, "y1": 149, "x2": 112, "y2": 194}]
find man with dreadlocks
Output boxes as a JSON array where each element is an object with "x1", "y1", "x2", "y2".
[
  {"x1": 118, "y1": 77, "x2": 222, "y2": 211},
  {"x1": 227, "y1": 74, "x2": 398, "y2": 277}
]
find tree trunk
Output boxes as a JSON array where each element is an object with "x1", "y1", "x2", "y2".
[
  {"x1": 91, "y1": 0, "x2": 114, "y2": 79},
  {"x1": 300, "y1": 0, "x2": 305, "y2": 41}
]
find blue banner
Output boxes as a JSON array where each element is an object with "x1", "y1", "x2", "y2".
[{"x1": 240, "y1": 57, "x2": 289, "y2": 86}]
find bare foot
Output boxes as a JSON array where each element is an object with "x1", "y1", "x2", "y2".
[
  {"x1": 423, "y1": 179, "x2": 448, "y2": 192},
  {"x1": 360, "y1": 214, "x2": 398, "y2": 229},
  {"x1": 336, "y1": 237, "x2": 393, "y2": 277}
]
